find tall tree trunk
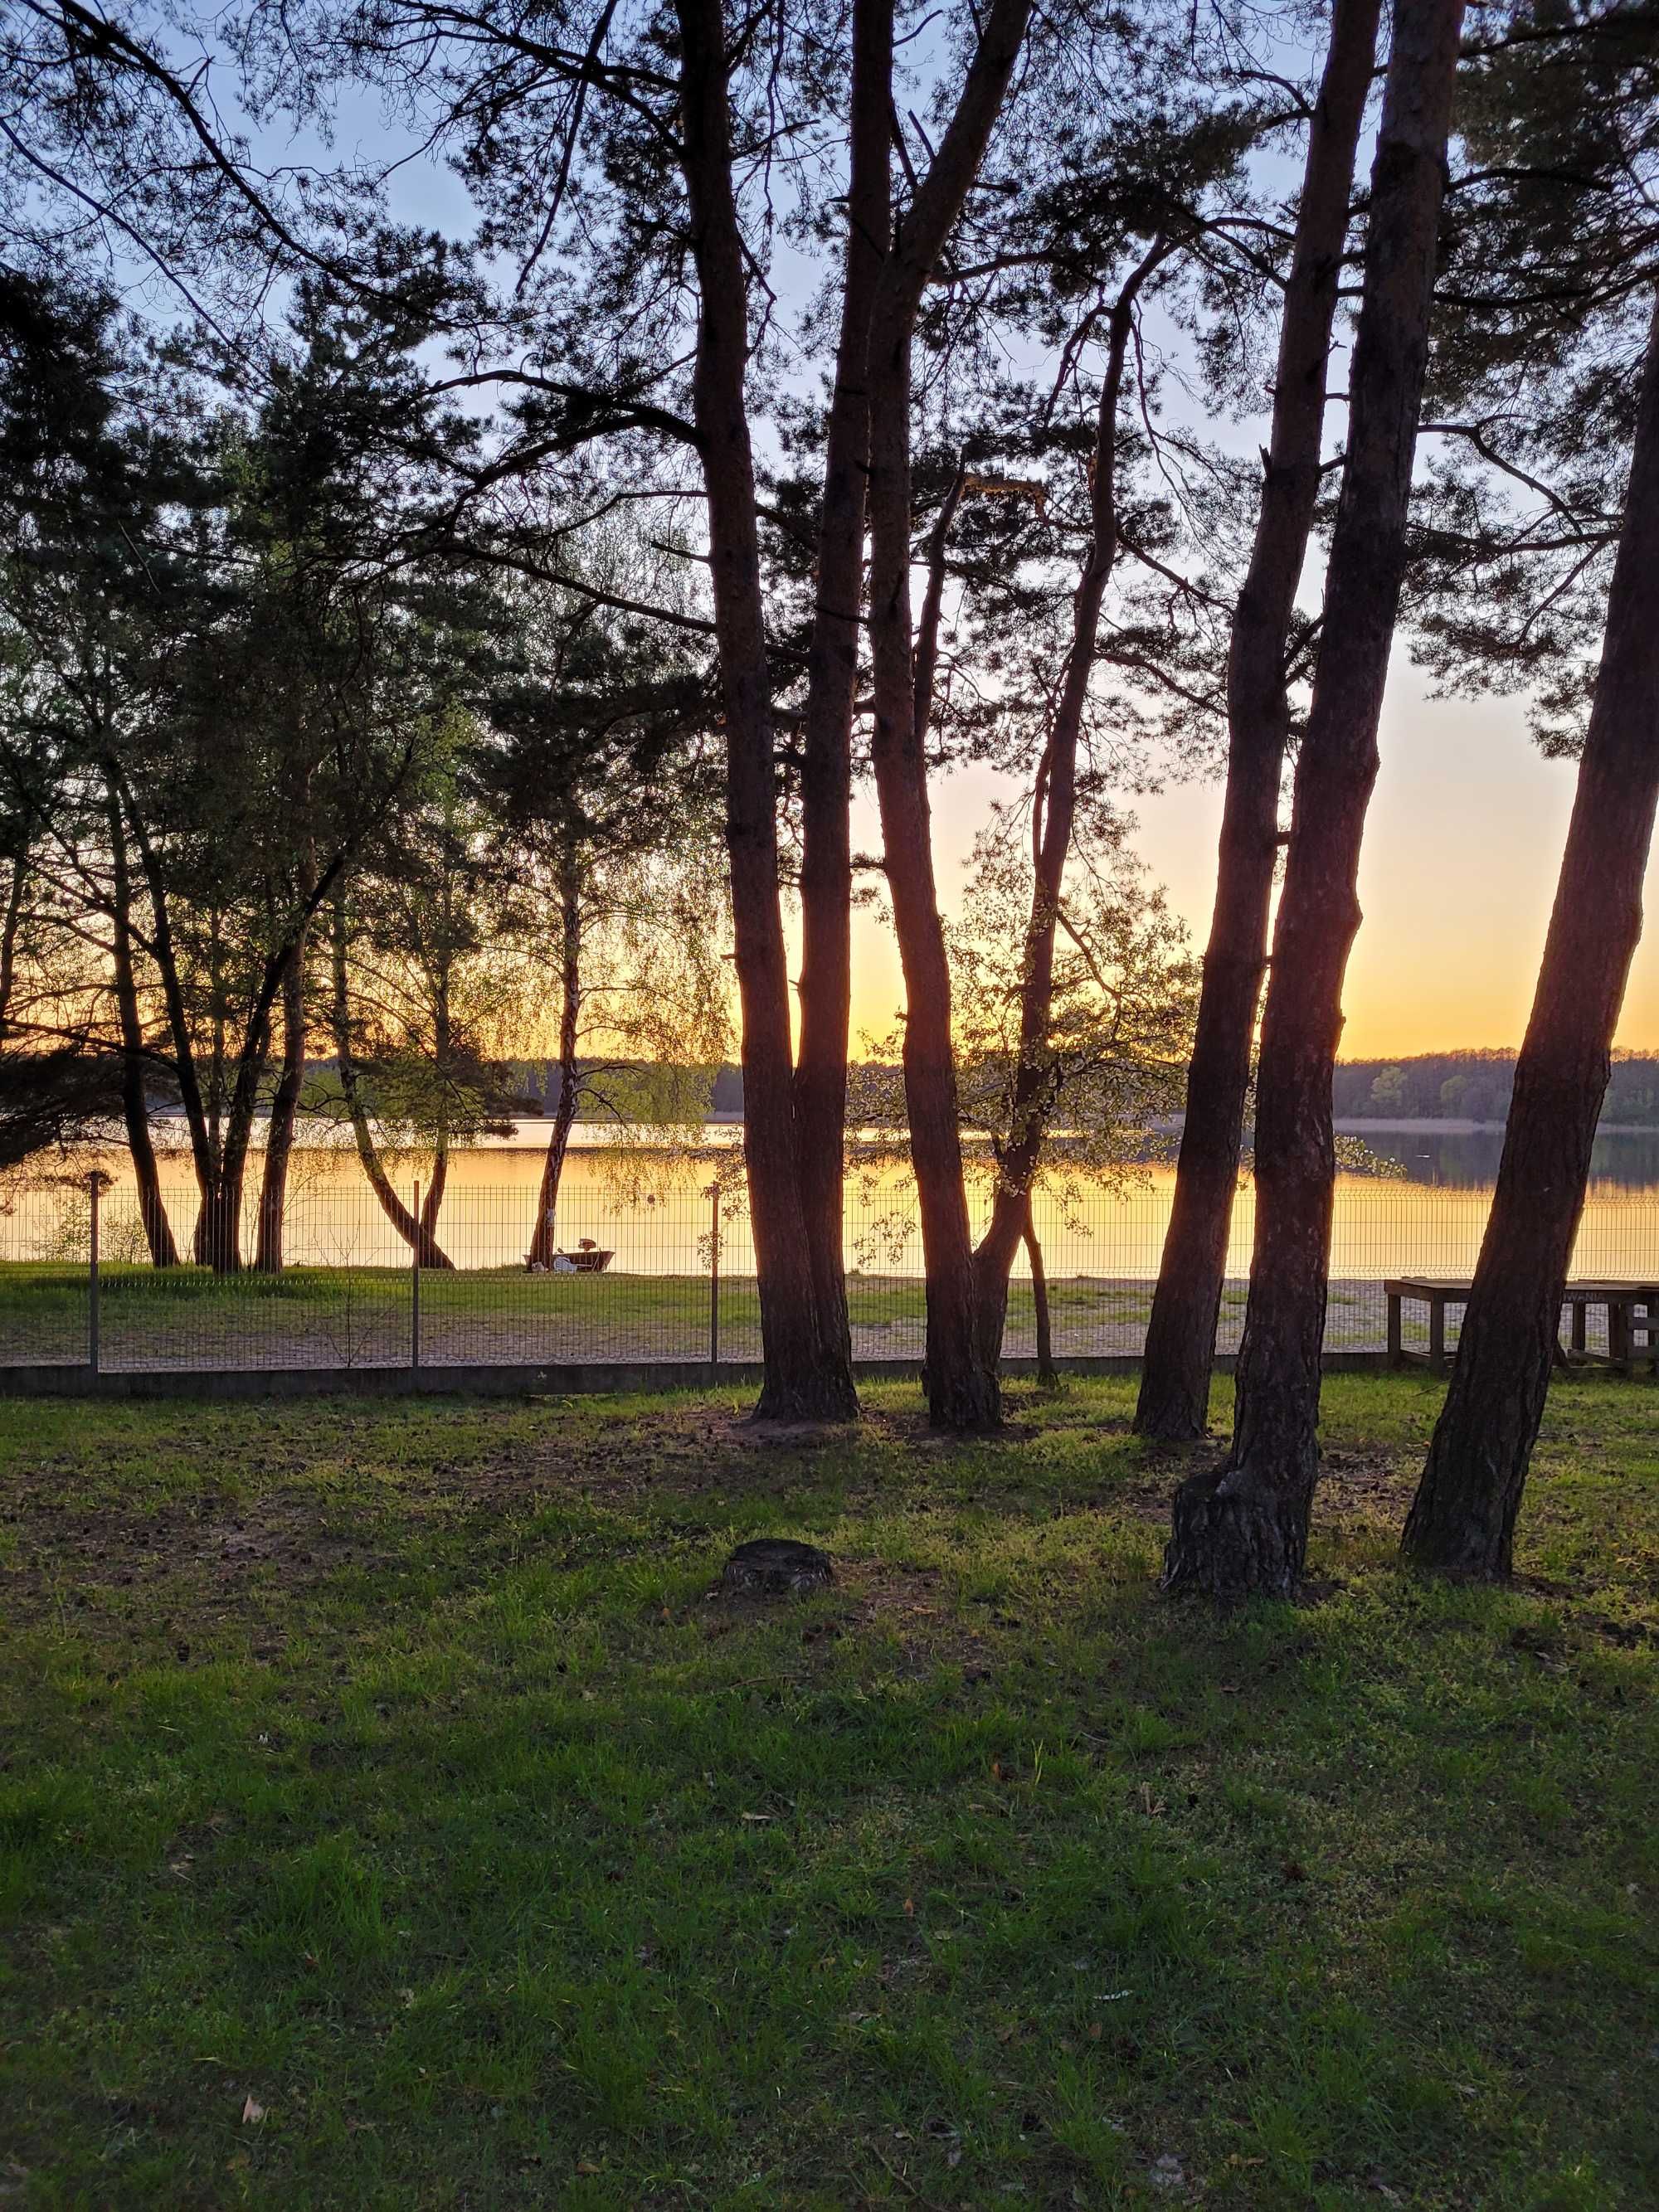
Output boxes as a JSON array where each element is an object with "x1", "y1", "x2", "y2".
[
  {"x1": 109, "y1": 761, "x2": 374, "y2": 1274},
  {"x1": 530, "y1": 1078, "x2": 580, "y2": 1266},
  {"x1": 118, "y1": 794, "x2": 253, "y2": 1275},
  {"x1": 530, "y1": 851, "x2": 584, "y2": 1266},
  {"x1": 675, "y1": 0, "x2": 856, "y2": 1417},
  {"x1": 0, "y1": 850, "x2": 24, "y2": 1040},
  {"x1": 113, "y1": 767, "x2": 220, "y2": 1253},
  {"x1": 1136, "y1": 0, "x2": 1384, "y2": 1441},
  {"x1": 1024, "y1": 1199, "x2": 1056, "y2": 1388},
  {"x1": 196, "y1": 980, "x2": 280, "y2": 1274},
  {"x1": 255, "y1": 917, "x2": 309, "y2": 1273},
  {"x1": 105, "y1": 786, "x2": 178, "y2": 1267},
  {"x1": 792, "y1": 0, "x2": 893, "y2": 1413},
  {"x1": 1402, "y1": 292, "x2": 1659, "y2": 1580},
  {"x1": 421, "y1": 1134, "x2": 450, "y2": 1244},
  {"x1": 328, "y1": 899, "x2": 454, "y2": 1269},
  {"x1": 421, "y1": 963, "x2": 452, "y2": 1247},
  {"x1": 1164, "y1": 0, "x2": 1467, "y2": 1601},
  {"x1": 865, "y1": 0, "x2": 1033, "y2": 1432},
  {"x1": 971, "y1": 250, "x2": 1163, "y2": 1368}
]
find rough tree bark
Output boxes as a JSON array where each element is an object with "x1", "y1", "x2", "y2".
[
  {"x1": 1402, "y1": 292, "x2": 1659, "y2": 1580},
  {"x1": 971, "y1": 246, "x2": 1165, "y2": 1369},
  {"x1": 674, "y1": 0, "x2": 854, "y2": 1417},
  {"x1": 105, "y1": 781, "x2": 178, "y2": 1266},
  {"x1": 1164, "y1": 0, "x2": 1467, "y2": 1600},
  {"x1": 791, "y1": 0, "x2": 893, "y2": 1409},
  {"x1": 865, "y1": 0, "x2": 1034, "y2": 1431},
  {"x1": 1136, "y1": 0, "x2": 1384, "y2": 1441}
]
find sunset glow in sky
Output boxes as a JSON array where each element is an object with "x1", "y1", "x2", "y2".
[
  {"x1": 96, "y1": 61, "x2": 1657, "y2": 1072},
  {"x1": 845, "y1": 656, "x2": 1659, "y2": 1060}
]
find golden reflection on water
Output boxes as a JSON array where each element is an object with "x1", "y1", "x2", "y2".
[{"x1": 78, "y1": 1126, "x2": 1654, "y2": 1282}]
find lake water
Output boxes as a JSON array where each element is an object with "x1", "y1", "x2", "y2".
[
  {"x1": 1350, "y1": 1126, "x2": 1659, "y2": 1190},
  {"x1": 41, "y1": 1121, "x2": 1659, "y2": 1285}
]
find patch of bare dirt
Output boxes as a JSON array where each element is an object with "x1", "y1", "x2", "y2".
[
  {"x1": 1315, "y1": 1449, "x2": 1418, "y2": 1530},
  {"x1": 1, "y1": 1489, "x2": 385, "y2": 1626},
  {"x1": 727, "y1": 1417, "x2": 859, "y2": 1449},
  {"x1": 439, "y1": 1401, "x2": 937, "y2": 1514}
]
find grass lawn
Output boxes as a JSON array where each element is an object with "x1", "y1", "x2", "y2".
[{"x1": 1, "y1": 1373, "x2": 1655, "y2": 2208}]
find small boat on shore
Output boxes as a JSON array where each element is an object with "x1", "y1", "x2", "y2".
[
  {"x1": 531, "y1": 1237, "x2": 614, "y2": 1275},
  {"x1": 561, "y1": 1244, "x2": 613, "y2": 1274}
]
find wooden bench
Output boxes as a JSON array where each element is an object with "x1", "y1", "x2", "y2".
[{"x1": 1385, "y1": 1279, "x2": 1659, "y2": 1375}]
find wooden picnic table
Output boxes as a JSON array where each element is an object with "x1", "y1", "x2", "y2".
[{"x1": 1384, "y1": 1278, "x2": 1659, "y2": 1375}]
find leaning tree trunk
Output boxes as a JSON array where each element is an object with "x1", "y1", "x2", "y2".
[
  {"x1": 675, "y1": 0, "x2": 854, "y2": 1417},
  {"x1": 791, "y1": 0, "x2": 893, "y2": 1410},
  {"x1": 530, "y1": 853, "x2": 584, "y2": 1267},
  {"x1": 196, "y1": 1036, "x2": 274, "y2": 1276},
  {"x1": 865, "y1": 0, "x2": 1033, "y2": 1432},
  {"x1": 420, "y1": 963, "x2": 453, "y2": 1254},
  {"x1": 421, "y1": 1134, "x2": 450, "y2": 1247},
  {"x1": 972, "y1": 250, "x2": 1162, "y2": 1369},
  {"x1": 105, "y1": 786, "x2": 180, "y2": 1267},
  {"x1": 119, "y1": 798, "x2": 260, "y2": 1276},
  {"x1": 1136, "y1": 0, "x2": 1383, "y2": 1441},
  {"x1": 1402, "y1": 292, "x2": 1659, "y2": 1580},
  {"x1": 329, "y1": 902, "x2": 454, "y2": 1270},
  {"x1": 1165, "y1": 0, "x2": 1467, "y2": 1601},
  {"x1": 118, "y1": 1011, "x2": 178, "y2": 1272},
  {"x1": 421, "y1": 965, "x2": 454, "y2": 1251},
  {"x1": 197, "y1": 952, "x2": 292, "y2": 1277},
  {"x1": 530, "y1": 1084, "x2": 580, "y2": 1267},
  {"x1": 113, "y1": 767, "x2": 221, "y2": 1262},
  {"x1": 199, "y1": 922, "x2": 318, "y2": 1277},
  {"x1": 111, "y1": 759, "x2": 360, "y2": 1276},
  {"x1": 1023, "y1": 1200, "x2": 1057, "y2": 1388},
  {"x1": 255, "y1": 916, "x2": 309, "y2": 1274}
]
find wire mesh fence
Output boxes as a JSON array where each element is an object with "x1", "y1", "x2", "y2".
[{"x1": 0, "y1": 1161, "x2": 1655, "y2": 1376}]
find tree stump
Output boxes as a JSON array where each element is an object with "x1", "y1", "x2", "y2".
[{"x1": 720, "y1": 1539, "x2": 834, "y2": 1596}]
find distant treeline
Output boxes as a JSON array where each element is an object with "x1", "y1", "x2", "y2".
[
  {"x1": 499, "y1": 1062, "x2": 747, "y2": 1119},
  {"x1": 143, "y1": 1059, "x2": 752, "y2": 1125},
  {"x1": 1331, "y1": 1052, "x2": 1659, "y2": 1125},
  {"x1": 494, "y1": 1057, "x2": 1659, "y2": 1130}
]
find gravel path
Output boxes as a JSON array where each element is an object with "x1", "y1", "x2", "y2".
[{"x1": 0, "y1": 1275, "x2": 1459, "y2": 1371}]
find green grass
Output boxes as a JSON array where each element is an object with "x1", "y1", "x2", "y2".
[{"x1": 1, "y1": 1373, "x2": 1655, "y2": 2207}]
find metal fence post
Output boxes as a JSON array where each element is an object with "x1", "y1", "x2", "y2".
[
  {"x1": 707, "y1": 1181, "x2": 720, "y2": 1369},
  {"x1": 411, "y1": 1179, "x2": 421, "y2": 1372},
  {"x1": 87, "y1": 1170, "x2": 100, "y2": 1376}
]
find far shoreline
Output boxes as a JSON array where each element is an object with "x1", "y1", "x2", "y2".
[{"x1": 128, "y1": 1111, "x2": 1659, "y2": 1144}]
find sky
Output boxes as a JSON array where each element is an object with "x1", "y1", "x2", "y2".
[
  {"x1": 844, "y1": 658, "x2": 1659, "y2": 1058},
  {"x1": 98, "y1": 22, "x2": 1659, "y2": 1066}
]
